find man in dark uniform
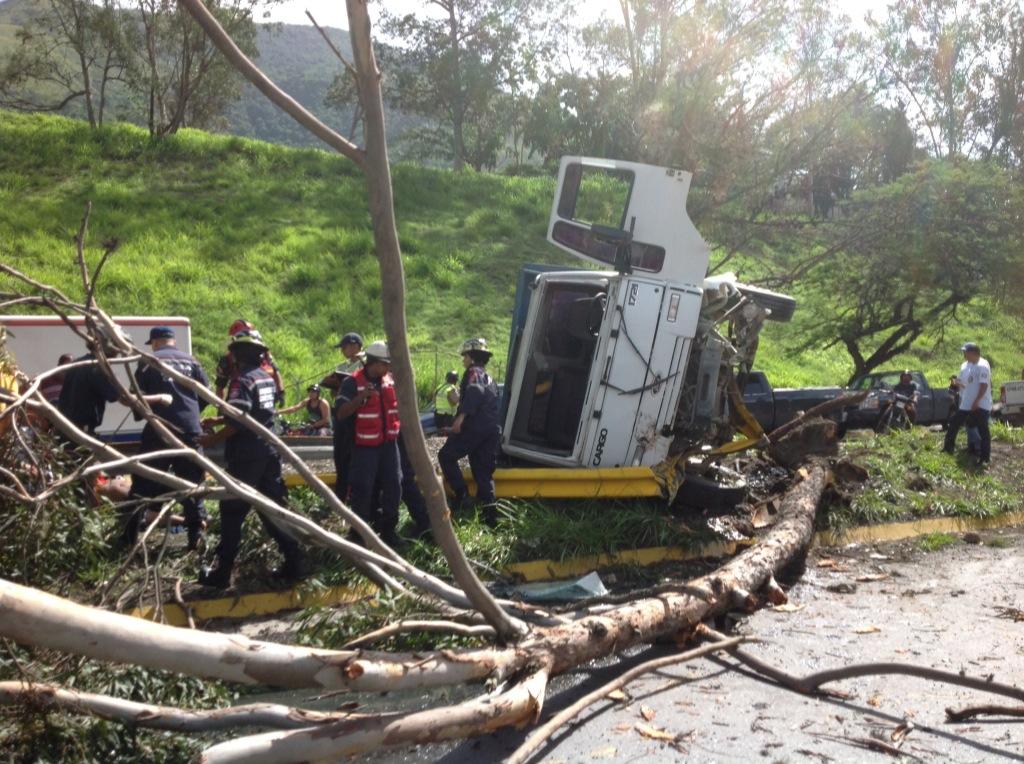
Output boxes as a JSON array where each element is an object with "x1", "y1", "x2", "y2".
[
  {"x1": 321, "y1": 332, "x2": 363, "y2": 502},
  {"x1": 197, "y1": 330, "x2": 303, "y2": 588},
  {"x1": 439, "y1": 337, "x2": 501, "y2": 525},
  {"x1": 334, "y1": 340, "x2": 402, "y2": 546},
  {"x1": 214, "y1": 319, "x2": 285, "y2": 405},
  {"x1": 127, "y1": 326, "x2": 210, "y2": 550},
  {"x1": 57, "y1": 349, "x2": 120, "y2": 436},
  {"x1": 397, "y1": 433, "x2": 431, "y2": 539}
]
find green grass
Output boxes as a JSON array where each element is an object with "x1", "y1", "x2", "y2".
[
  {"x1": 0, "y1": 112, "x2": 565, "y2": 402},
  {"x1": 823, "y1": 428, "x2": 1024, "y2": 530},
  {"x1": 918, "y1": 532, "x2": 958, "y2": 552}
]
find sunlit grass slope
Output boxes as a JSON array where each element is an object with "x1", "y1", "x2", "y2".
[
  {"x1": 0, "y1": 111, "x2": 568, "y2": 400},
  {"x1": 1, "y1": 111, "x2": 1019, "y2": 403}
]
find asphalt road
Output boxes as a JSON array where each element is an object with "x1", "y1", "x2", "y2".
[{"x1": 429, "y1": 528, "x2": 1024, "y2": 763}]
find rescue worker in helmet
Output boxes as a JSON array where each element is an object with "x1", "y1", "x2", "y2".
[
  {"x1": 197, "y1": 330, "x2": 304, "y2": 588},
  {"x1": 334, "y1": 340, "x2": 403, "y2": 547},
  {"x1": 438, "y1": 338, "x2": 501, "y2": 525},
  {"x1": 279, "y1": 383, "x2": 331, "y2": 435},
  {"x1": 320, "y1": 332, "x2": 364, "y2": 502},
  {"x1": 432, "y1": 370, "x2": 460, "y2": 430},
  {"x1": 214, "y1": 319, "x2": 285, "y2": 405},
  {"x1": 889, "y1": 370, "x2": 919, "y2": 424}
]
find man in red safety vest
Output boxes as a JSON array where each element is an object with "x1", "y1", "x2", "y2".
[{"x1": 334, "y1": 340, "x2": 402, "y2": 547}]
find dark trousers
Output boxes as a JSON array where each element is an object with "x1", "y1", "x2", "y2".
[
  {"x1": 349, "y1": 441, "x2": 402, "y2": 538},
  {"x1": 216, "y1": 450, "x2": 301, "y2": 574},
  {"x1": 439, "y1": 429, "x2": 499, "y2": 504},
  {"x1": 128, "y1": 431, "x2": 206, "y2": 541},
  {"x1": 398, "y1": 435, "x2": 429, "y2": 531},
  {"x1": 332, "y1": 426, "x2": 352, "y2": 502},
  {"x1": 944, "y1": 409, "x2": 991, "y2": 461}
]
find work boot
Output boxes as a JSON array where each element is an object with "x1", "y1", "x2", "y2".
[
  {"x1": 271, "y1": 555, "x2": 307, "y2": 583},
  {"x1": 186, "y1": 524, "x2": 205, "y2": 552},
  {"x1": 480, "y1": 503, "x2": 499, "y2": 529},
  {"x1": 449, "y1": 492, "x2": 470, "y2": 514},
  {"x1": 380, "y1": 529, "x2": 404, "y2": 550},
  {"x1": 410, "y1": 523, "x2": 433, "y2": 543},
  {"x1": 197, "y1": 565, "x2": 231, "y2": 590}
]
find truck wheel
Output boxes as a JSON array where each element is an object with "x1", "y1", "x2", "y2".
[
  {"x1": 675, "y1": 463, "x2": 748, "y2": 510},
  {"x1": 736, "y1": 283, "x2": 797, "y2": 323}
]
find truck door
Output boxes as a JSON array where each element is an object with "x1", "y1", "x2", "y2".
[
  {"x1": 582, "y1": 278, "x2": 665, "y2": 468},
  {"x1": 546, "y1": 157, "x2": 710, "y2": 289},
  {"x1": 912, "y1": 372, "x2": 934, "y2": 421}
]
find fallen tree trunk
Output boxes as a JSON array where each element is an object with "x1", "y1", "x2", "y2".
[
  {"x1": 200, "y1": 662, "x2": 553, "y2": 764},
  {"x1": 0, "y1": 578, "x2": 523, "y2": 691},
  {"x1": 0, "y1": 462, "x2": 829, "y2": 760}
]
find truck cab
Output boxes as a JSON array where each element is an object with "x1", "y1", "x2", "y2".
[{"x1": 501, "y1": 157, "x2": 795, "y2": 469}]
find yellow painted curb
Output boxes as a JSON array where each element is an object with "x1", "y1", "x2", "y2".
[
  {"x1": 129, "y1": 511, "x2": 1024, "y2": 625},
  {"x1": 129, "y1": 582, "x2": 375, "y2": 628},
  {"x1": 284, "y1": 473, "x2": 335, "y2": 489},
  {"x1": 814, "y1": 509, "x2": 1024, "y2": 547},
  {"x1": 504, "y1": 539, "x2": 743, "y2": 581}
]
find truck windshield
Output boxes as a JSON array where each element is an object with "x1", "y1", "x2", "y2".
[{"x1": 507, "y1": 282, "x2": 607, "y2": 455}]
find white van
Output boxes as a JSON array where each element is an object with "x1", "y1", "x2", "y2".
[
  {"x1": 0, "y1": 315, "x2": 192, "y2": 443},
  {"x1": 501, "y1": 157, "x2": 795, "y2": 470}
]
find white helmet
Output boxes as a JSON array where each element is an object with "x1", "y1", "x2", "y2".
[{"x1": 364, "y1": 340, "x2": 391, "y2": 363}]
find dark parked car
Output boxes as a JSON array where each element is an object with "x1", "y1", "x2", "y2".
[
  {"x1": 741, "y1": 371, "x2": 848, "y2": 432},
  {"x1": 844, "y1": 370, "x2": 953, "y2": 430}
]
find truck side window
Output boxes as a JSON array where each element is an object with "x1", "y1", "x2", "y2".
[{"x1": 557, "y1": 164, "x2": 634, "y2": 229}]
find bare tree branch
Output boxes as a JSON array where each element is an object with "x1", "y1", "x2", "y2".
[
  {"x1": 0, "y1": 681, "x2": 370, "y2": 731},
  {"x1": 175, "y1": 0, "x2": 365, "y2": 166}
]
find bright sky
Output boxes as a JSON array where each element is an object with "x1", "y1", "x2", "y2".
[{"x1": 266, "y1": 0, "x2": 894, "y2": 32}]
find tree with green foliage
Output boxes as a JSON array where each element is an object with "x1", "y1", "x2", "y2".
[
  {"x1": 119, "y1": 0, "x2": 273, "y2": 136},
  {"x1": 794, "y1": 160, "x2": 1024, "y2": 382},
  {"x1": 0, "y1": 0, "x2": 126, "y2": 127},
  {"x1": 375, "y1": 0, "x2": 556, "y2": 171},
  {"x1": 871, "y1": 0, "x2": 1024, "y2": 164}
]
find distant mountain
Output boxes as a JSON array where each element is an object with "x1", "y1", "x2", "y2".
[{"x1": 0, "y1": 0, "x2": 419, "y2": 148}]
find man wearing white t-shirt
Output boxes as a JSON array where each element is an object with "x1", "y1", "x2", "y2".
[{"x1": 943, "y1": 342, "x2": 992, "y2": 465}]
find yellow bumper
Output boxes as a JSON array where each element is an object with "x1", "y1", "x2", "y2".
[{"x1": 285, "y1": 466, "x2": 665, "y2": 500}]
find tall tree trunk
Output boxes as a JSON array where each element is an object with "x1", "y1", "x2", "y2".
[
  {"x1": 345, "y1": 0, "x2": 526, "y2": 641},
  {"x1": 75, "y1": 50, "x2": 96, "y2": 127},
  {"x1": 447, "y1": 0, "x2": 466, "y2": 171}
]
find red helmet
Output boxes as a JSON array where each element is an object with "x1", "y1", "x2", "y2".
[{"x1": 228, "y1": 318, "x2": 254, "y2": 336}]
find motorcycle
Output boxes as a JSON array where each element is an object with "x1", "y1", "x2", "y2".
[{"x1": 875, "y1": 392, "x2": 914, "y2": 434}]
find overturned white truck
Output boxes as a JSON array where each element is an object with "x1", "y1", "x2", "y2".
[{"x1": 499, "y1": 158, "x2": 796, "y2": 499}]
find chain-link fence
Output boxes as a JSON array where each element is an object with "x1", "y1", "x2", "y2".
[{"x1": 285, "y1": 347, "x2": 506, "y2": 409}]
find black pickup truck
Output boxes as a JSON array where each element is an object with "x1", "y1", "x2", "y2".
[
  {"x1": 843, "y1": 370, "x2": 953, "y2": 429},
  {"x1": 741, "y1": 372, "x2": 848, "y2": 432}
]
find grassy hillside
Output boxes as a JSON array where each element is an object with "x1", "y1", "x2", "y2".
[
  {"x1": 0, "y1": 111, "x2": 566, "y2": 400},
  {"x1": 1, "y1": 111, "x2": 1021, "y2": 405}
]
